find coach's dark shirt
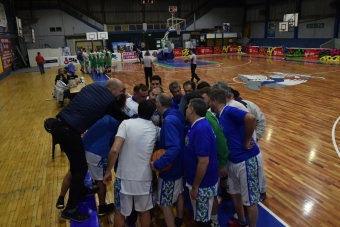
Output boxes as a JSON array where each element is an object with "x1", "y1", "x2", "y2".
[{"x1": 58, "y1": 83, "x2": 128, "y2": 134}]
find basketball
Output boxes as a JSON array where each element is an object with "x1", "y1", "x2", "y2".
[
  {"x1": 151, "y1": 149, "x2": 173, "y2": 172},
  {"x1": 184, "y1": 59, "x2": 189, "y2": 63}
]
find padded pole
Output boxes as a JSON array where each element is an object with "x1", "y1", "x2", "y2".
[
  {"x1": 294, "y1": 0, "x2": 301, "y2": 39},
  {"x1": 334, "y1": 1, "x2": 340, "y2": 38}
]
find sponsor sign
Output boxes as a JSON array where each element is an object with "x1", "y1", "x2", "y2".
[
  {"x1": 111, "y1": 52, "x2": 122, "y2": 62},
  {"x1": 272, "y1": 48, "x2": 284, "y2": 57},
  {"x1": 247, "y1": 46, "x2": 258, "y2": 54},
  {"x1": 44, "y1": 57, "x2": 59, "y2": 67},
  {"x1": 173, "y1": 49, "x2": 183, "y2": 57},
  {"x1": 0, "y1": 38, "x2": 13, "y2": 72},
  {"x1": 304, "y1": 49, "x2": 319, "y2": 58},
  {"x1": 228, "y1": 45, "x2": 238, "y2": 53},
  {"x1": 122, "y1": 52, "x2": 138, "y2": 61},
  {"x1": 196, "y1": 47, "x2": 213, "y2": 55},
  {"x1": 60, "y1": 56, "x2": 80, "y2": 66}
]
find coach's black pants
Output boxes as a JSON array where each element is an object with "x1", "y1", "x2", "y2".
[
  {"x1": 191, "y1": 64, "x2": 200, "y2": 81},
  {"x1": 144, "y1": 67, "x2": 153, "y2": 87},
  {"x1": 51, "y1": 118, "x2": 88, "y2": 210}
]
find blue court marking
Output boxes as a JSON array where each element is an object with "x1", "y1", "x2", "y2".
[
  {"x1": 183, "y1": 181, "x2": 289, "y2": 227},
  {"x1": 154, "y1": 59, "x2": 220, "y2": 68},
  {"x1": 88, "y1": 72, "x2": 109, "y2": 86}
]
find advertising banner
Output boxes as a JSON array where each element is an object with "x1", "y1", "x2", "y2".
[
  {"x1": 0, "y1": 38, "x2": 13, "y2": 72},
  {"x1": 122, "y1": 52, "x2": 138, "y2": 61},
  {"x1": 44, "y1": 57, "x2": 59, "y2": 67},
  {"x1": 228, "y1": 45, "x2": 238, "y2": 53},
  {"x1": 223, "y1": 23, "x2": 230, "y2": 32},
  {"x1": 60, "y1": 47, "x2": 71, "y2": 56},
  {"x1": 196, "y1": 47, "x2": 213, "y2": 55},
  {"x1": 173, "y1": 49, "x2": 183, "y2": 57},
  {"x1": 247, "y1": 46, "x2": 258, "y2": 54},
  {"x1": 60, "y1": 56, "x2": 80, "y2": 66},
  {"x1": 111, "y1": 52, "x2": 122, "y2": 63},
  {"x1": 272, "y1": 48, "x2": 284, "y2": 57},
  {"x1": 267, "y1": 22, "x2": 276, "y2": 37},
  {"x1": 304, "y1": 49, "x2": 319, "y2": 58}
]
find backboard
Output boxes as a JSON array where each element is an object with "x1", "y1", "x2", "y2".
[
  {"x1": 97, "y1": 32, "x2": 108, "y2": 40},
  {"x1": 283, "y1": 13, "x2": 298, "y2": 27},
  {"x1": 86, "y1": 32, "x2": 97, "y2": 40}
]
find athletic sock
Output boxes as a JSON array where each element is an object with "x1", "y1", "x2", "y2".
[{"x1": 211, "y1": 214, "x2": 218, "y2": 222}]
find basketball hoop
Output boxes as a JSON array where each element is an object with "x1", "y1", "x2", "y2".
[{"x1": 279, "y1": 29, "x2": 285, "y2": 32}]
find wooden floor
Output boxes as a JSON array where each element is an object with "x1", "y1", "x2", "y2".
[{"x1": 1, "y1": 55, "x2": 340, "y2": 227}]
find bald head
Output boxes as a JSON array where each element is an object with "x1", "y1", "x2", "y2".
[{"x1": 106, "y1": 78, "x2": 124, "y2": 98}]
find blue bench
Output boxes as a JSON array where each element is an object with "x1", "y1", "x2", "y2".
[{"x1": 70, "y1": 172, "x2": 100, "y2": 227}]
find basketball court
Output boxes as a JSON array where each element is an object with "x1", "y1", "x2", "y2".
[
  {"x1": 1, "y1": 0, "x2": 340, "y2": 226},
  {"x1": 2, "y1": 52, "x2": 340, "y2": 226}
]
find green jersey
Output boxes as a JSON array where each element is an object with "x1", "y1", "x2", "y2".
[
  {"x1": 106, "y1": 51, "x2": 112, "y2": 63},
  {"x1": 205, "y1": 111, "x2": 229, "y2": 167},
  {"x1": 97, "y1": 53, "x2": 104, "y2": 63}
]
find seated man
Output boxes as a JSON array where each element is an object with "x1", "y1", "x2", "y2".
[
  {"x1": 53, "y1": 75, "x2": 70, "y2": 107},
  {"x1": 55, "y1": 68, "x2": 68, "y2": 85}
]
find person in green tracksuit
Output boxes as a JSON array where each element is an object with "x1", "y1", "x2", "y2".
[
  {"x1": 104, "y1": 46, "x2": 112, "y2": 73},
  {"x1": 89, "y1": 49, "x2": 97, "y2": 74},
  {"x1": 97, "y1": 50, "x2": 105, "y2": 74},
  {"x1": 186, "y1": 90, "x2": 229, "y2": 227}
]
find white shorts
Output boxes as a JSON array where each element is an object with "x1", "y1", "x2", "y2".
[
  {"x1": 227, "y1": 153, "x2": 264, "y2": 206},
  {"x1": 114, "y1": 178, "x2": 154, "y2": 216},
  {"x1": 157, "y1": 177, "x2": 183, "y2": 206},
  {"x1": 186, "y1": 182, "x2": 218, "y2": 222},
  {"x1": 85, "y1": 151, "x2": 107, "y2": 181}
]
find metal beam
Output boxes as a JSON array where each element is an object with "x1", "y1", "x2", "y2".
[{"x1": 101, "y1": 0, "x2": 106, "y2": 24}]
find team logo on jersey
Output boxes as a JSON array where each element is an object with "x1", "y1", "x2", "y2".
[
  {"x1": 237, "y1": 72, "x2": 324, "y2": 91},
  {"x1": 185, "y1": 136, "x2": 189, "y2": 146}
]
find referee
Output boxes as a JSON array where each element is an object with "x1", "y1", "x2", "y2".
[{"x1": 142, "y1": 51, "x2": 155, "y2": 88}]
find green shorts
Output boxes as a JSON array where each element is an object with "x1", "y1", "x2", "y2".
[
  {"x1": 106, "y1": 61, "x2": 112, "y2": 67},
  {"x1": 85, "y1": 61, "x2": 89, "y2": 67},
  {"x1": 80, "y1": 61, "x2": 85, "y2": 66},
  {"x1": 97, "y1": 62, "x2": 104, "y2": 68},
  {"x1": 90, "y1": 61, "x2": 97, "y2": 68}
]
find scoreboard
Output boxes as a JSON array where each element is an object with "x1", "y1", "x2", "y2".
[{"x1": 141, "y1": 0, "x2": 155, "y2": 3}]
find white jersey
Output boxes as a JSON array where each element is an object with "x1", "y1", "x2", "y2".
[
  {"x1": 124, "y1": 97, "x2": 139, "y2": 117},
  {"x1": 228, "y1": 99, "x2": 249, "y2": 112},
  {"x1": 190, "y1": 54, "x2": 197, "y2": 64},
  {"x1": 142, "y1": 56, "x2": 153, "y2": 68},
  {"x1": 82, "y1": 52, "x2": 89, "y2": 61},
  {"x1": 115, "y1": 118, "x2": 160, "y2": 194}
]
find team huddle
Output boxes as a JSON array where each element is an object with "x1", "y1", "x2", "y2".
[{"x1": 52, "y1": 76, "x2": 267, "y2": 227}]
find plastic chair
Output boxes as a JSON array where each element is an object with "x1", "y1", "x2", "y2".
[{"x1": 44, "y1": 118, "x2": 63, "y2": 159}]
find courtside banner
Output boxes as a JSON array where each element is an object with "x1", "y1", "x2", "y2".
[
  {"x1": 173, "y1": 49, "x2": 183, "y2": 57},
  {"x1": 60, "y1": 56, "x2": 80, "y2": 66},
  {"x1": 111, "y1": 52, "x2": 122, "y2": 62},
  {"x1": 122, "y1": 52, "x2": 138, "y2": 61},
  {"x1": 196, "y1": 47, "x2": 213, "y2": 55}
]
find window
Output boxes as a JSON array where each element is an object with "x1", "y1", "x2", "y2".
[
  {"x1": 56, "y1": 27, "x2": 62, "y2": 31},
  {"x1": 50, "y1": 27, "x2": 56, "y2": 32}
]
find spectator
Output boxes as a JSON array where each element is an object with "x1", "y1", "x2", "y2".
[{"x1": 35, "y1": 52, "x2": 45, "y2": 75}]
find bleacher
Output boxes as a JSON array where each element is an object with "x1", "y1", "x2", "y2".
[{"x1": 249, "y1": 38, "x2": 331, "y2": 48}]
